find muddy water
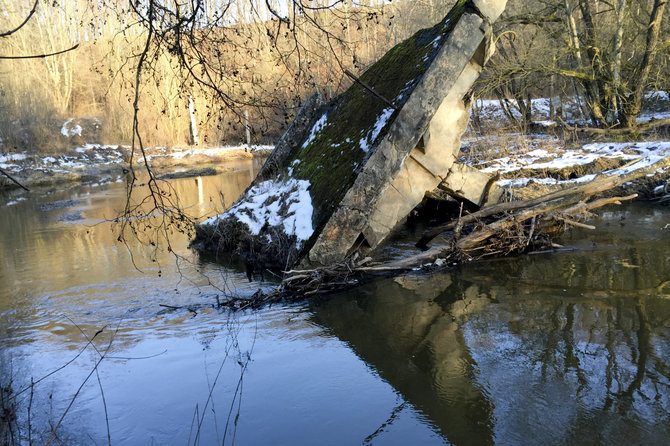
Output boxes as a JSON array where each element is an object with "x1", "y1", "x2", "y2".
[{"x1": 1, "y1": 164, "x2": 669, "y2": 445}]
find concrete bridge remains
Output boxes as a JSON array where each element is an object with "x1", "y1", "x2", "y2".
[{"x1": 194, "y1": 0, "x2": 509, "y2": 268}]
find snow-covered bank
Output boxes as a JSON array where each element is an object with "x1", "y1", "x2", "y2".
[
  {"x1": 474, "y1": 140, "x2": 670, "y2": 176},
  {"x1": 202, "y1": 177, "x2": 314, "y2": 244},
  {"x1": 194, "y1": 176, "x2": 315, "y2": 270},
  {"x1": 461, "y1": 135, "x2": 670, "y2": 199},
  {"x1": 0, "y1": 144, "x2": 272, "y2": 191}
]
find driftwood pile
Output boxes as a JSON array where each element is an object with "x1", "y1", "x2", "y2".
[{"x1": 222, "y1": 154, "x2": 670, "y2": 307}]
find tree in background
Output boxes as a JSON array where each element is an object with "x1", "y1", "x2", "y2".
[
  {"x1": 480, "y1": 0, "x2": 669, "y2": 132},
  {"x1": 1, "y1": 0, "x2": 455, "y2": 151},
  {"x1": 0, "y1": 0, "x2": 83, "y2": 150}
]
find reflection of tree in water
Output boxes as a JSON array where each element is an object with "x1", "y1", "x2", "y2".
[
  {"x1": 310, "y1": 238, "x2": 670, "y2": 445},
  {"x1": 459, "y1": 244, "x2": 669, "y2": 444}
]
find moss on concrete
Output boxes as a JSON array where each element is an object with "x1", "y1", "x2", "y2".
[
  {"x1": 192, "y1": 1, "x2": 478, "y2": 268},
  {"x1": 289, "y1": 1, "x2": 472, "y2": 239}
]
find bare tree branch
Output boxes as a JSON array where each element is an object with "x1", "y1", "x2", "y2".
[
  {"x1": 0, "y1": 0, "x2": 38, "y2": 38},
  {"x1": 0, "y1": 43, "x2": 79, "y2": 60}
]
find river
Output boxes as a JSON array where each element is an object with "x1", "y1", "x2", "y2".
[{"x1": 1, "y1": 161, "x2": 669, "y2": 445}]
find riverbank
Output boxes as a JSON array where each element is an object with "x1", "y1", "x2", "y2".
[
  {"x1": 461, "y1": 134, "x2": 670, "y2": 201},
  {"x1": 2, "y1": 131, "x2": 669, "y2": 208},
  {"x1": 0, "y1": 144, "x2": 273, "y2": 192}
]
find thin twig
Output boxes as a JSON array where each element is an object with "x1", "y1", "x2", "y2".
[
  {"x1": 95, "y1": 369, "x2": 111, "y2": 446},
  {"x1": 451, "y1": 202, "x2": 465, "y2": 244},
  {"x1": 344, "y1": 69, "x2": 398, "y2": 110},
  {"x1": 0, "y1": 44, "x2": 79, "y2": 60},
  {"x1": 0, "y1": 0, "x2": 38, "y2": 38}
]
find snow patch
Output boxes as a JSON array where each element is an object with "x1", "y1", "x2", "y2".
[
  {"x1": 491, "y1": 141, "x2": 670, "y2": 189},
  {"x1": 359, "y1": 107, "x2": 394, "y2": 153},
  {"x1": 0, "y1": 152, "x2": 28, "y2": 170},
  {"x1": 302, "y1": 113, "x2": 328, "y2": 149},
  {"x1": 203, "y1": 178, "x2": 314, "y2": 243},
  {"x1": 606, "y1": 144, "x2": 670, "y2": 175},
  {"x1": 644, "y1": 90, "x2": 669, "y2": 101},
  {"x1": 481, "y1": 141, "x2": 669, "y2": 175},
  {"x1": 5, "y1": 197, "x2": 27, "y2": 206},
  {"x1": 61, "y1": 119, "x2": 83, "y2": 137},
  {"x1": 0, "y1": 153, "x2": 28, "y2": 163}
]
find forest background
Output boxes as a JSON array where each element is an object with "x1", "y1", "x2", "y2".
[{"x1": 0, "y1": 0, "x2": 668, "y2": 154}]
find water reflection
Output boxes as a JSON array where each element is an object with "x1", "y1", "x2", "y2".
[
  {"x1": 2, "y1": 164, "x2": 669, "y2": 445},
  {"x1": 312, "y1": 273, "x2": 496, "y2": 445},
  {"x1": 311, "y1": 203, "x2": 670, "y2": 445},
  {"x1": 0, "y1": 161, "x2": 264, "y2": 348}
]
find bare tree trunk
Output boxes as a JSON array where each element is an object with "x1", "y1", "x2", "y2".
[
  {"x1": 564, "y1": 0, "x2": 583, "y2": 68},
  {"x1": 188, "y1": 94, "x2": 199, "y2": 146},
  {"x1": 550, "y1": 55, "x2": 556, "y2": 120},
  {"x1": 612, "y1": 0, "x2": 627, "y2": 122},
  {"x1": 577, "y1": 0, "x2": 607, "y2": 126},
  {"x1": 563, "y1": 0, "x2": 589, "y2": 122},
  {"x1": 245, "y1": 109, "x2": 251, "y2": 147},
  {"x1": 623, "y1": 0, "x2": 667, "y2": 128}
]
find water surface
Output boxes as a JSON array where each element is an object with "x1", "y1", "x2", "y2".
[{"x1": 1, "y1": 165, "x2": 669, "y2": 445}]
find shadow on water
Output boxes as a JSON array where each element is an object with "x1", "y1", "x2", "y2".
[{"x1": 310, "y1": 202, "x2": 670, "y2": 445}]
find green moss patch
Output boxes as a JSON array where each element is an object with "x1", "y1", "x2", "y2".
[{"x1": 289, "y1": 1, "x2": 471, "y2": 236}]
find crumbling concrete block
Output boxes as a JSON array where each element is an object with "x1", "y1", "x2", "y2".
[{"x1": 193, "y1": 0, "x2": 509, "y2": 269}]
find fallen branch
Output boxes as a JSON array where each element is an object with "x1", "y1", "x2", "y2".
[
  {"x1": 455, "y1": 194, "x2": 637, "y2": 251},
  {"x1": 417, "y1": 153, "x2": 670, "y2": 249},
  {"x1": 344, "y1": 69, "x2": 398, "y2": 110},
  {"x1": 560, "y1": 218, "x2": 596, "y2": 230}
]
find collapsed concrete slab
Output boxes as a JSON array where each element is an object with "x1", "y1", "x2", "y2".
[{"x1": 193, "y1": 0, "x2": 508, "y2": 268}]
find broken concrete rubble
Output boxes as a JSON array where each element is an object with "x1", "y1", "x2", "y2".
[{"x1": 193, "y1": 0, "x2": 509, "y2": 268}]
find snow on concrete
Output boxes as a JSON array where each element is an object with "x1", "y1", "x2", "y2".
[
  {"x1": 287, "y1": 159, "x2": 301, "y2": 177},
  {"x1": 302, "y1": 113, "x2": 328, "y2": 149},
  {"x1": 202, "y1": 177, "x2": 314, "y2": 244},
  {"x1": 359, "y1": 107, "x2": 395, "y2": 153}
]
